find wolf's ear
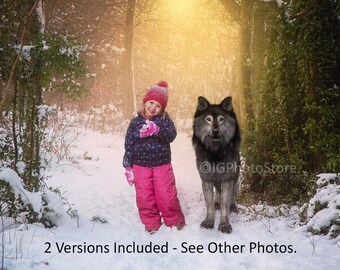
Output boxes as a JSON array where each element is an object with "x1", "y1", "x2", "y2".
[
  {"x1": 220, "y1": 96, "x2": 233, "y2": 111},
  {"x1": 197, "y1": 96, "x2": 210, "y2": 111}
]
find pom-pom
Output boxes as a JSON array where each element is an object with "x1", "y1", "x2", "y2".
[{"x1": 157, "y1": 80, "x2": 168, "y2": 88}]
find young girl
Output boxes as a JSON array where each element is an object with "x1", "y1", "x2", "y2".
[{"x1": 123, "y1": 81, "x2": 185, "y2": 234}]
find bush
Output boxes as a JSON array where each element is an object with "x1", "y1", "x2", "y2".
[
  {"x1": 0, "y1": 168, "x2": 67, "y2": 228},
  {"x1": 300, "y1": 174, "x2": 340, "y2": 239},
  {"x1": 242, "y1": 1, "x2": 340, "y2": 203}
]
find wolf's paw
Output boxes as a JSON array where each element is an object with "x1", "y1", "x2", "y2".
[
  {"x1": 230, "y1": 203, "x2": 239, "y2": 213},
  {"x1": 200, "y1": 219, "x2": 214, "y2": 229},
  {"x1": 214, "y1": 202, "x2": 221, "y2": 210},
  {"x1": 218, "y1": 222, "x2": 232, "y2": 233}
]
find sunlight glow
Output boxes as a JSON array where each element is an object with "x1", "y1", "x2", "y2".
[
  {"x1": 166, "y1": 0, "x2": 196, "y2": 17},
  {"x1": 135, "y1": 0, "x2": 239, "y2": 108}
]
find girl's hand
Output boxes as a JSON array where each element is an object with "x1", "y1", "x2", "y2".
[
  {"x1": 140, "y1": 120, "x2": 160, "y2": 138},
  {"x1": 124, "y1": 167, "x2": 134, "y2": 186}
]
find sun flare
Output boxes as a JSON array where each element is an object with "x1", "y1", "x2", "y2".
[{"x1": 166, "y1": 0, "x2": 196, "y2": 17}]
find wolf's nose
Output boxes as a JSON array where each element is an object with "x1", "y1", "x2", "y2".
[{"x1": 212, "y1": 129, "x2": 219, "y2": 136}]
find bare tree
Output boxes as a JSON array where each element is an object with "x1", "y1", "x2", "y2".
[
  {"x1": 121, "y1": 0, "x2": 137, "y2": 119},
  {"x1": 218, "y1": 0, "x2": 253, "y2": 126}
]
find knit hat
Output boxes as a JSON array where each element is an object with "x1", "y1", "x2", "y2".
[{"x1": 143, "y1": 81, "x2": 168, "y2": 110}]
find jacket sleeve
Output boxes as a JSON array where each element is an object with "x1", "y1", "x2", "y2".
[
  {"x1": 155, "y1": 114, "x2": 177, "y2": 143},
  {"x1": 123, "y1": 121, "x2": 137, "y2": 167}
]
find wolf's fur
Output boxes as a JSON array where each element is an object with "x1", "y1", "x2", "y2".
[{"x1": 192, "y1": 96, "x2": 241, "y2": 233}]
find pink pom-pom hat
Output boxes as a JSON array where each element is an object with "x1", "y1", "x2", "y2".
[{"x1": 143, "y1": 80, "x2": 169, "y2": 110}]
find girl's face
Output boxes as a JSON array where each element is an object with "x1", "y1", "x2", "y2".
[{"x1": 144, "y1": 100, "x2": 162, "y2": 118}]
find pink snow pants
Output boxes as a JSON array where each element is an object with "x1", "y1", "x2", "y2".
[{"x1": 133, "y1": 163, "x2": 185, "y2": 231}]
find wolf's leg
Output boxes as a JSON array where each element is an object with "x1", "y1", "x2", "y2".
[
  {"x1": 230, "y1": 178, "x2": 239, "y2": 213},
  {"x1": 218, "y1": 181, "x2": 233, "y2": 233},
  {"x1": 201, "y1": 181, "x2": 215, "y2": 229},
  {"x1": 213, "y1": 184, "x2": 221, "y2": 210}
]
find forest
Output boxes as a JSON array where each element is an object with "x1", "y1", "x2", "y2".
[{"x1": 0, "y1": 0, "x2": 339, "y2": 248}]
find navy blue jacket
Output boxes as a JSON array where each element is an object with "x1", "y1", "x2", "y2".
[{"x1": 123, "y1": 112, "x2": 177, "y2": 168}]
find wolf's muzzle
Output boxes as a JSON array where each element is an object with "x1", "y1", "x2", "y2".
[{"x1": 212, "y1": 128, "x2": 219, "y2": 136}]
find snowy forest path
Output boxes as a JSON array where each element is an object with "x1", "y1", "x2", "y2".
[
  {"x1": 49, "y1": 130, "x2": 136, "y2": 228},
  {"x1": 42, "y1": 129, "x2": 339, "y2": 270}
]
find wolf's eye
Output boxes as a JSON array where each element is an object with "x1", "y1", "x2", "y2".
[
  {"x1": 217, "y1": 116, "x2": 224, "y2": 122},
  {"x1": 206, "y1": 116, "x2": 213, "y2": 122}
]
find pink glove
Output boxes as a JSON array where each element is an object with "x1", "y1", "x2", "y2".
[
  {"x1": 140, "y1": 120, "x2": 160, "y2": 138},
  {"x1": 124, "y1": 167, "x2": 134, "y2": 186}
]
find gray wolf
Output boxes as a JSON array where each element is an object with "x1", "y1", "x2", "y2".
[{"x1": 192, "y1": 96, "x2": 241, "y2": 233}]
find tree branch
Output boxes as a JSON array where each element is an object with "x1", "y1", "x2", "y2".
[{"x1": 291, "y1": 0, "x2": 322, "y2": 19}]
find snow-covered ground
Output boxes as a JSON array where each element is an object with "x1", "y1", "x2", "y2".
[{"x1": 2, "y1": 129, "x2": 340, "y2": 270}]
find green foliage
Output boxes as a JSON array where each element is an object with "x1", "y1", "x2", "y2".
[
  {"x1": 242, "y1": 0, "x2": 340, "y2": 203},
  {"x1": 0, "y1": 181, "x2": 17, "y2": 217},
  {"x1": 0, "y1": 180, "x2": 39, "y2": 224},
  {"x1": 313, "y1": 201, "x2": 328, "y2": 215},
  {"x1": 0, "y1": 179, "x2": 66, "y2": 228},
  {"x1": 12, "y1": 33, "x2": 87, "y2": 192},
  {"x1": 302, "y1": 174, "x2": 340, "y2": 238},
  {"x1": 307, "y1": 217, "x2": 340, "y2": 239},
  {"x1": 0, "y1": 124, "x2": 15, "y2": 167},
  {"x1": 1, "y1": 1, "x2": 88, "y2": 227},
  {"x1": 330, "y1": 219, "x2": 340, "y2": 238},
  {"x1": 16, "y1": 32, "x2": 87, "y2": 101},
  {"x1": 9, "y1": 32, "x2": 87, "y2": 191}
]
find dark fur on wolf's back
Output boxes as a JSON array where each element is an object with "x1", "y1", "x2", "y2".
[{"x1": 192, "y1": 96, "x2": 241, "y2": 233}]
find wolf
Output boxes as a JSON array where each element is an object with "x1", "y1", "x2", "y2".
[{"x1": 192, "y1": 96, "x2": 241, "y2": 233}]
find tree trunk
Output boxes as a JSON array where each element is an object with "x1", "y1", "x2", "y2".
[
  {"x1": 121, "y1": 0, "x2": 137, "y2": 119},
  {"x1": 237, "y1": 0, "x2": 253, "y2": 126},
  {"x1": 12, "y1": 81, "x2": 19, "y2": 165},
  {"x1": 219, "y1": 0, "x2": 252, "y2": 126},
  {"x1": 251, "y1": 2, "x2": 267, "y2": 117}
]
